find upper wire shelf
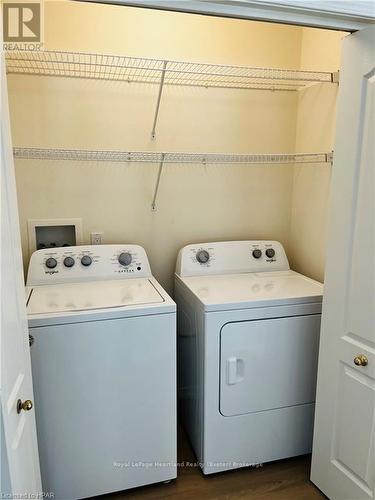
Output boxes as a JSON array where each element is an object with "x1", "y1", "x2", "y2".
[
  {"x1": 5, "y1": 50, "x2": 338, "y2": 91},
  {"x1": 13, "y1": 148, "x2": 332, "y2": 165}
]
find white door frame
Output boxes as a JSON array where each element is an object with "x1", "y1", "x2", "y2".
[
  {"x1": 82, "y1": 0, "x2": 375, "y2": 31},
  {"x1": 2, "y1": 0, "x2": 373, "y2": 495}
]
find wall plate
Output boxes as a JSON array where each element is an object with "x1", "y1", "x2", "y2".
[{"x1": 27, "y1": 218, "x2": 83, "y2": 256}]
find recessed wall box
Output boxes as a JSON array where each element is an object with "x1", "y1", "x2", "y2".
[{"x1": 27, "y1": 218, "x2": 83, "y2": 256}]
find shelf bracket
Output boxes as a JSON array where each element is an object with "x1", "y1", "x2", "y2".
[
  {"x1": 151, "y1": 153, "x2": 165, "y2": 211},
  {"x1": 331, "y1": 71, "x2": 340, "y2": 84},
  {"x1": 151, "y1": 60, "x2": 168, "y2": 140},
  {"x1": 327, "y1": 151, "x2": 334, "y2": 165}
]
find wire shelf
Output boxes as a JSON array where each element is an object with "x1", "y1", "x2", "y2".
[
  {"x1": 13, "y1": 148, "x2": 333, "y2": 165},
  {"x1": 5, "y1": 50, "x2": 337, "y2": 91}
]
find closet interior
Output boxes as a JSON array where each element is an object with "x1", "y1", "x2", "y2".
[{"x1": 6, "y1": 1, "x2": 346, "y2": 291}]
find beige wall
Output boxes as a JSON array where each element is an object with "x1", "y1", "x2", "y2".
[
  {"x1": 289, "y1": 27, "x2": 346, "y2": 282},
  {"x1": 8, "y1": 1, "x2": 342, "y2": 292}
]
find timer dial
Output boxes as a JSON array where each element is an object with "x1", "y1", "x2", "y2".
[
  {"x1": 266, "y1": 248, "x2": 275, "y2": 258},
  {"x1": 196, "y1": 250, "x2": 210, "y2": 264},
  {"x1": 118, "y1": 252, "x2": 132, "y2": 266}
]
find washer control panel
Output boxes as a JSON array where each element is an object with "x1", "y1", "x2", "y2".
[
  {"x1": 27, "y1": 245, "x2": 152, "y2": 285},
  {"x1": 175, "y1": 241, "x2": 289, "y2": 277}
]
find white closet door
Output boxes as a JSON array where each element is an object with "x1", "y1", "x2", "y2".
[
  {"x1": 1, "y1": 55, "x2": 42, "y2": 495},
  {"x1": 311, "y1": 26, "x2": 375, "y2": 500}
]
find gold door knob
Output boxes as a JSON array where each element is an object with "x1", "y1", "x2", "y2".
[
  {"x1": 17, "y1": 399, "x2": 33, "y2": 414},
  {"x1": 354, "y1": 354, "x2": 368, "y2": 367}
]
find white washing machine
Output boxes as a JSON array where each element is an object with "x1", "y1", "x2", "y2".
[
  {"x1": 26, "y1": 245, "x2": 176, "y2": 499},
  {"x1": 175, "y1": 240, "x2": 323, "y2": 475}
]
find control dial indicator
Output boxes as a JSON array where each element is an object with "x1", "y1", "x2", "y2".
[
  {"x1": 266, "y1": 248, "x2": 275, "y2": 258},
  {"x1": 63, "y1": 256, "x2": 75, "y2": 268},
  {"x1": 196, "y1": 250, "x2": 210, "y2": 264},
  {"x1": 80, "y1": 255, "x2": 92, "y2": 267},
  {"x1": 45, "y1": 257, "x2": 57, "y2": 269},
  {"x1": 252, "y1": 249, "x2": 262, "y2": 259},
  {"x1": 118, "y1": 252, "x2": 132, "y2": 266}
]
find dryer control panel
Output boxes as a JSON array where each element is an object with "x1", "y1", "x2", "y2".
[
  {"x1": 175, "y1": 241, "x2": 289, "y2": 277},
  {"x1": 27, "y1": 245, "x2": 152, "y2": 285}
]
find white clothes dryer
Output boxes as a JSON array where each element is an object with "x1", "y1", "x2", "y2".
[{"x1": 175, "y1": 240, "x2": 323, "y2": 474}]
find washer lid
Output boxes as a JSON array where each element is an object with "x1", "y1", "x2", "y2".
[
  {"x1": 27, "y1": 278, "x2": 164, "y2": 315},
  {"x1": 176, "y1": 270, "x2": 323, "y2": 311}
]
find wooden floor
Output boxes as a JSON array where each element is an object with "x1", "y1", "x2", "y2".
[{"x1": 99, "y1": 427, "x2": 325, "y2": 500}]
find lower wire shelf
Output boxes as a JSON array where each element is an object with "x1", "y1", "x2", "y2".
[{"x1": 13, "y1": 147, "x2": 333, "y2": 211}]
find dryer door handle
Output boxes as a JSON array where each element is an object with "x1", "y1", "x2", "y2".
[{"x1": 226, "y1": 356, "x2": 244, "y2": 385}]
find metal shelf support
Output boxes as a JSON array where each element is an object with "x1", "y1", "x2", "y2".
[
  {"x1": 151, "y1": 153, "x2": 165, "y2": 211},
  {"x1": 327, "y1": 151, "x2": 334, "y2": 165},
  {"x1": 151, "y1": 60, "x2": 167, "y2": 140}
]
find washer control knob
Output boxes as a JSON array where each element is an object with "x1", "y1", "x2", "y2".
[
  {"x1": 196, "y1": 250, "x2": 210, "y2": 264},
  {"x1": 266, "y1": 248, "x2": 275, "y2": 258},
  {"x1": 81, "y1": 255, "x2": 92, "y2": 267},
  {"x1": 45, "y1": 257, "x2": 57, "y2": 269},
  {"x1": 118, "y1": 252, "x2": 132, "y2": 266},
  {"x1": 252, "y1": 249, "x2": 262, "y2": 259},
  {"x1": 63, "y1": 256, "x2": 75, "y2": 268}
]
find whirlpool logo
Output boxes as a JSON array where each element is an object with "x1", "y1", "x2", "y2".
[{"x1": 3, "y1": 1, "x2": 44, "y2": 49}]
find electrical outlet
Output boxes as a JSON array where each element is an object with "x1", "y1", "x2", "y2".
[{"x1": 90, "y1": 232, "x2": 103, "y2": 245}]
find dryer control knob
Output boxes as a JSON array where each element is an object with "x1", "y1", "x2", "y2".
[
  {"x1": 118, "y1": 252, "x2": 132, "y2": 266},
  {"x1": 63, "y1": 257, "x2": 75, "y2": 268},
  {"x1": 196, "y1": 250, "x2": 210, "y2": 264},
  {"x1": 266, "y1": 248, "x2": 275, "y2": 258},
  {"x1": 252, "y1": 249, "x2": 262, "y2": 259},
  {"x1": 45, "y1": 257, "x2": 57, "y2": 269},
  {"x1": 81, "y1": 255, "x2": 92, "y2": 267}
]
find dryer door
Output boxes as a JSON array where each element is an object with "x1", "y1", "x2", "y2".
[{"x1": 220, "y1": 315, "x2": 321, "y2": 417}]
